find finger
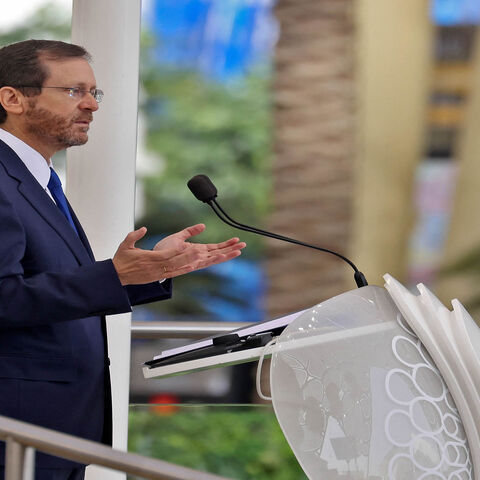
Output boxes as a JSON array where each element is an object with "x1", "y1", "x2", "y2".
[
  {"x1": 165, "y1": 249, "x2": 226, "y2": 273},
  {"x1": 182, "y1": 255, "x2": 225, "y2": 273},
  {"x1": 152, "y1": 245, "x2": 207, "y2": 271},
  {"x1": 204, "y1": 237, "x2": 243, "y2": 251},
  {"x1": 153, "y1": 240, "x2": 242, "y2": 274},
  {"x1": 120, "y1": 227, "x2": 147, "y2": 249},
  {"x1": 163, "y1": 247, "x2": 243, "y2": 278},
  {"x1": 209, "y1": 241, "x2": 246, "y2": 255},
  {"x1": 194, "y1": 249, "x2": 242, "y2": 271},
  {"x1": 176, "y1": 223, "x2": 206, "y2": 241},
  {"x1": 161, "y1": 264, "x2": 195, "y2": 279},
  {"x1": 178, "y1": 241, "x2": 244, "y2": 263},
  {"x1": 144, "y1": 243, "x2": 190, "y2": 262},
  {"x1": 213, "y1": 250, "x2": 242, "y2": 263}
]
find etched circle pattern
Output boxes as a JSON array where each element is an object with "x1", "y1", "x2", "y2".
[
  {"x1": 385, "y1": 314, "x2": 473, "y2": 479},
  {"x1": 270, "y1": 290, "x2": 474, "y2": 480}
]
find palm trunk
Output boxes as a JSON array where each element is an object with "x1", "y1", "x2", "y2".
[{"x1": 266, "y1": 0, "x2": 356, "y2": 318}]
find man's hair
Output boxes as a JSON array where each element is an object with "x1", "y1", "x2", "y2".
[{"x1": 0, "y1": 39, "x2": 91, "y2": 124}]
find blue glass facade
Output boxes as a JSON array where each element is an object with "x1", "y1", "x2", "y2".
[
  {"x1": 432, "y1": 0, "x2": 480, "y2": 25},
  {"x1": 145, "y1": 0, "x2": 277, "y2": 81}
]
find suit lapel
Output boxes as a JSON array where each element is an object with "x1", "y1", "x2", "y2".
[
  {"x1": 68, "y1": 201, "x2": 96, "y2": 261},
  {"x1": 0, "y1": 140, "x2": 92, "y2": 265}
]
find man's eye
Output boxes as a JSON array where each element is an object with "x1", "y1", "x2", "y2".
[{"x1": 68, "y1": 88, "x2": 80, "y2": 96}]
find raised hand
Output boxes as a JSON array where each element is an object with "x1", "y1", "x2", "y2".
[
  {"x1": 153, "y1": 223, "x2": 246, "y2": 274},
  {"x1": 112, "y1": 224, "x2": 246, "y2": 286}
]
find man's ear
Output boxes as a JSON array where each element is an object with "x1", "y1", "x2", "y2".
[{"x1": 0, "y1": 87, "x2": 25, "y2": 117}]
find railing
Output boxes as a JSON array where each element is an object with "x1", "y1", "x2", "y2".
[
  {"x1": 130, "y1": 321, "x2": 253, "y2": 339},
  {"x1": 0, "y1": 414, "x2": 232, "y2": 480},
  {"x1": 0, "y1": 321, "x2": 249, "y2": 480}
]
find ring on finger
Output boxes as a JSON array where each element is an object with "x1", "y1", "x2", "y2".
[{"x1": 163, "y1": 265, "x2": 168, "y2": 274}]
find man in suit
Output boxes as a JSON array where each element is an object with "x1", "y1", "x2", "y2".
[{"x1": 0, "y1": 39, "x2": 245, "y2": 479}]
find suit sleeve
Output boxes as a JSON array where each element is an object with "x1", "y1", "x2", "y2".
[
  {"x1": 125, "y1": 279, "x2": 173, "y2": 307},
  {"x1": 0, "y1": 187, "x2": 137, "y2": 328}
]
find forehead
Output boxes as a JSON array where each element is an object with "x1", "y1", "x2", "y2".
[{"x1": 41, "y1": 57, "x2": 97, "y2": 87}]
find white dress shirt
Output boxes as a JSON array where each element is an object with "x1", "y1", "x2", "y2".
[
  {"x1": 0, "y1": 128, "x2": 54, "y2": 201},
  {"x1": 0, "y1": 127, "x2": 167, "y2": 282}
]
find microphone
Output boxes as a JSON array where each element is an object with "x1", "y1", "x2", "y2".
[
  {"x1": 188, "y1": 174, "x2": 218, "y2": 203},
  {"x1": 187, "y1": 174, "x2": 368, "y2": 288}
]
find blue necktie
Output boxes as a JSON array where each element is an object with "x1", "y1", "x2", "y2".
[{"x1": 47, "y1": 168, "x2": 78, "y2": 235}]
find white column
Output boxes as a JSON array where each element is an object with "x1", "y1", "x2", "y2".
[{"x1": 68, "y1": 1, "x2": 141, "y2": 479}]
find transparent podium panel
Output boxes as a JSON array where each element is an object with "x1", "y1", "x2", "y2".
[{"x1": 270, "y1": 286, "x2": 474, "y2": 480}]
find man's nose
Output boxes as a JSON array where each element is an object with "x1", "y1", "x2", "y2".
[{"x1": 79, "y1": 92, "x2": 99, "y2": 111}]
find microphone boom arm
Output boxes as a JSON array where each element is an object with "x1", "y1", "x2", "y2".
[
  {"x1": 209, "y1": 199, "x2": 368, "y2": 288},
  {"x1": 186, "y1": 173, "x2": 368, "y2": 288}
]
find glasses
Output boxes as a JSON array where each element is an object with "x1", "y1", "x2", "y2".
[{"x1": 15, "y1": 86, "x2": 104, "y2": 103}]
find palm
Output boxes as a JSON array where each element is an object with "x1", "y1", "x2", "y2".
[
  {"x1": 153, "y1": 224, "x2": 206, "y2": 252},
  {"x1": 153, "y1": 224, "x2": 245, "y2": 272}
]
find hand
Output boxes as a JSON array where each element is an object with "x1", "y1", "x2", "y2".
[
  {"x1": 153, "y1": 223, "x2": 246, "y2": 274},
  {"x1": 112, "y1": 225, "x2": 245, "y2": 286},
  {"x1": 112, "y1": 227, "x2": 197, "y2": 286}
]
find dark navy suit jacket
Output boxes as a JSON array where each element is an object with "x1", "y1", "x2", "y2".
[{"x1": 0, "y1": 139, "x2": 172, "y2": 468}]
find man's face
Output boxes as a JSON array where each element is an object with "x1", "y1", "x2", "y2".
[{"x1": 24, "y1": 57, "x2": 99, "y2": 153}]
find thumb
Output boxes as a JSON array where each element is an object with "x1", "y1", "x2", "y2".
[{"x1": 121, "y1": 227, "x2": 147, "y2": 249}]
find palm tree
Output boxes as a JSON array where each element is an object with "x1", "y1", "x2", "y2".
[
  {"x1": 266, "y1": 0, "x2": 356, "y2": 318},
  {"x1": 266, "y1": 0, "x2": 432, "y2": 321}
]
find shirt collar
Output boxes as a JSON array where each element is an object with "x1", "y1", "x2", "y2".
[{"x1": 0, "y1": 128, "x2": 52, "y2": 189}]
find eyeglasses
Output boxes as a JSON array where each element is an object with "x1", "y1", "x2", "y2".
[{"x1": 14, "y1": 86, "x2": 104, "y2": 103}]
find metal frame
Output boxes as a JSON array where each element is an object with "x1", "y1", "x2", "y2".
[
  {"x1": 0, "y1": 322, "x2": 247, "y2": 479},
  {"x1": 131, "y1": 321, "x2": 253, "y2": 339},
  {"x1": 0, "y1": 415, "x2": 231, "y2": 480}
]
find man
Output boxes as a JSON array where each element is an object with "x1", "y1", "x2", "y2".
[{"x1": 0, "y1": 39, "x2": 245, "y2": 479}]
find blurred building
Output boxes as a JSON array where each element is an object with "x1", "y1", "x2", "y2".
[
  {"x1": 432, "y1": 0, "x2": 480, "y2": 25},
  {"x1": 409, "y1": 2, "x2": 480, "y2": 287},
  {"x1": 144, "y1": 0, "x2": 278, "y2": 81}
]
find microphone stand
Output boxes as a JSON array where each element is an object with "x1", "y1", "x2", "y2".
[{"x1": 207, "y1": 198, "x2": 368, "y2": 288}]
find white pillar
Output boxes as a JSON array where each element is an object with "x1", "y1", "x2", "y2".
[{"x1": 68, "y1": 1, "x2": 141, "y2": 479}]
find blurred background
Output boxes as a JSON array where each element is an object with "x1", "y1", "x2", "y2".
[{"x1": 2, "y1": 0, "x2": 480, "y2": 477}]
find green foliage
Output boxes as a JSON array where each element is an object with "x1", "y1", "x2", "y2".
[
  {"x1": 138, "y1": 35, "x2": 273, "y2": 257},
  {"x1": 136, "y1": 61, "x2": 273, "y2": 315},
  {"x1": 136, "y1": 35, "x2": 273, "y2": 316},
  {"x1": 0, "y1": 3, "x2": 70, "y2": 45},
  {"x1": 128, "y1": 407, "x2": 306, "y2": 480}
]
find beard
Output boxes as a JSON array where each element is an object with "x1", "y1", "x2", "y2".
[{"x1": 25, "y1": 99, "x2": 93, "y2": 149}]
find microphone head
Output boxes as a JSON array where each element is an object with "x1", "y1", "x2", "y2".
[{"x1": 187, "y1": 174, "x2": 218, "y2": 203}]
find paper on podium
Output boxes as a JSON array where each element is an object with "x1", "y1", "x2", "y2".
[{"x1": 143, "y1": 308, "x2": 307, "y2": 379}]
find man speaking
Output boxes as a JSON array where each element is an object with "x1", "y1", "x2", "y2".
[{"x1": 0, "y1": 39, "x2": 245, "y2": 480}]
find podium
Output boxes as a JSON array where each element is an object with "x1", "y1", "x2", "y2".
[{"x1": 143, "y1": 275, "x2": 479, "y2": 479}]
